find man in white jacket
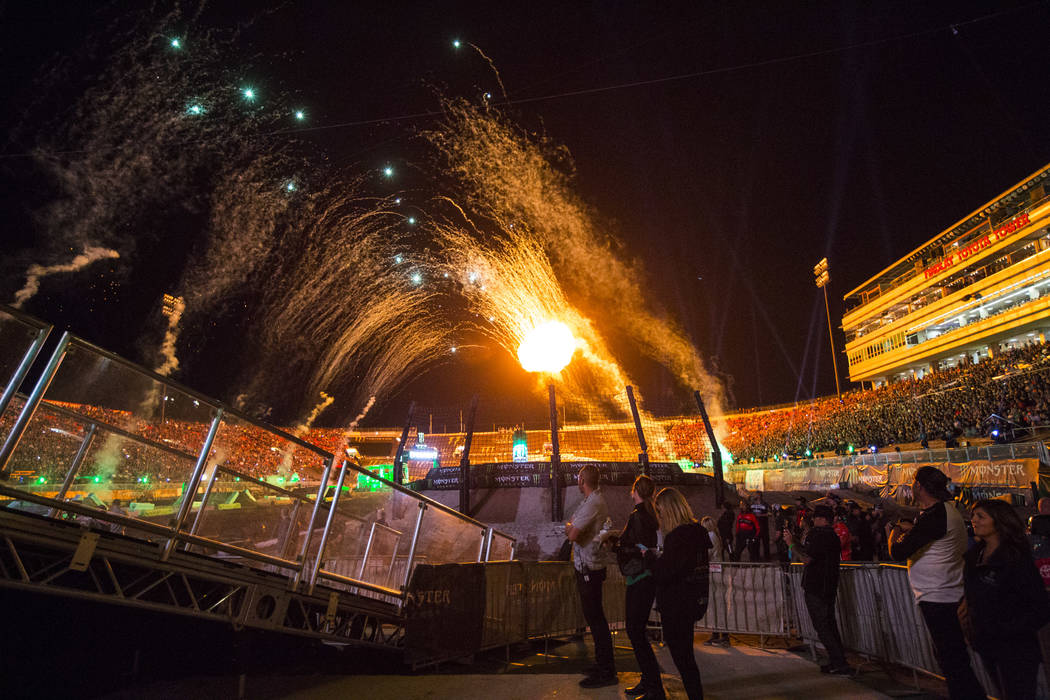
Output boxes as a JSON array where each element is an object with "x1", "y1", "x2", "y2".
[{"x1": 887, "y1": 466, "x2": 982, "y2": 699}]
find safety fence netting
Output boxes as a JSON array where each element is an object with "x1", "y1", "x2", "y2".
[{"x1": 339, "y1": 389, "x2": 721, "y2": 490}]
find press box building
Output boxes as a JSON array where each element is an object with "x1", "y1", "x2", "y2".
[{"x1": 844, "y1": 163, "x2": 1050, "y2": 386}]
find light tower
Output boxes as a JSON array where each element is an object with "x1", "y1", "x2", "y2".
[{"x1": 813, "y1": 258, "x2": 841, "y2": 396}]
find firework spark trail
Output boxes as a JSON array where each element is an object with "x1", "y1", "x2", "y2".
[
  {"x1": 425, "y1": 99, "x2": 728, "y2": 427},
  {"x1": 469, "y1": 43, "x2": 507, "y2": 100},
  {"x1": 277, "y1": 391, "x2": 335, "y2": 474},
  {"x1": 338, "y1": 395, "x2": 377, "y2": 458},
  {"x1": 155, "y1": 295, "x2": 185, "y2": 377},
  {"x1": 11, "y1": 246, "x2": 120, "y2": 309},
  {"x1": 431, "y1": 215, "x2": 630, "y2": 405},
  {"x1": 237, "y1": 190, "x2": 456, "y2": 419}
]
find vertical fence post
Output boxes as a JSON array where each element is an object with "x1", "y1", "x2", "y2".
[
  {"x1": 626, "y1": 385, "x2": 649, "y2": 476},
  {"x1": 162, "y1": 408, "x2": 223, "y2": 561},
  {"x1": 351, "y1": 521, "x2": 378, "y2": 597},
  {"x1": 693, "y1": 390, "x2": 725, "y2": 507},
  {"x1": 477, "y1": 526, "x2": 490, "y2": 562},
  {"x1": 186, "y1": 463, "x2": 222, "y2": 544},
  {"x1": 48, "y1": 423, "x2": 98, "y2": 518},
  {"x1": 291, "y1": 455, "x2": 334, "y2": 589},
  {"x1": 459, "y1": 394, "x2": 478, "y2": 516},
  {"x1": 393, "y1": 402, "x2": 415, "y2": 485},
  {"x1": 402, "y1": 501, "x2": 427, "y2": 592},
  {"x1": 308, "y1": 461, "x2": 348, "y2": 594},
  {"x1": 549, "y1": 384, "x2": 562, "y2": 522},
  {"x1": 0, "y1": 332, "x2": 71, "y2": 475},
  {"x1": 0, "y1": 323, "x2": 50, "y2": 420}
]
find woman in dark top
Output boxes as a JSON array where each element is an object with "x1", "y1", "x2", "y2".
[
  {"x1": 965, "y1": 499, "x2": 1050, "y2": 699},
  {"x1": 605, "y1": 475, "x2": 661, "y2": 699},
  {"x1": 641, "y1": 487, "x2": 710, "y2": 700}
]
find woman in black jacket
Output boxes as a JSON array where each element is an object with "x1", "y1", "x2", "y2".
[
  {"x1": 641, "y1": 487, "x2": 711, "y2": 700},
  {"x1": 605, "y1": 475, "x2": 662, "y2": 699},
  {"x1": 965, "y1": 499, "x2": 1050, "y2": 699}
]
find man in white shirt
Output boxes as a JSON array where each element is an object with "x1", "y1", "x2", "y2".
[
  {"x1": 566, "y1": 464, "x2": 615, "y2": 688},
  {"x1": 888, "y1": 466, "x2": 982, "y2": 699}
]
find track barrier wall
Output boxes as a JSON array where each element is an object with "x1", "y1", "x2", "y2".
[{"x1": 437, "y1": 559, "x2": 1022, "y2": 697}]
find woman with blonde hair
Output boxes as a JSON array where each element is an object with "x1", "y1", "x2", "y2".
[{"x1": 639, "y1": 488, "x2": 710, "y2": 699}]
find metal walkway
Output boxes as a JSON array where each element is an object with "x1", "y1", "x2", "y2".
[{"x1": 0, "y1": 304, "x2": 514, "y2": 657}]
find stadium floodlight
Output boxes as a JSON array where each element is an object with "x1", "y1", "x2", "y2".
[{"x1": 814, "y1": 258, "x2": 841, "y2": 396}]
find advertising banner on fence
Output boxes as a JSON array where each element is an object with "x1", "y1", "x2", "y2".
[
  {"x1": 404, "y1": 563, "x2": 486, "y2": 662},
  {"x1": 759, "y1": 466, "x2": 848, "y2": 492},
  {"x1": 875, "y1": 459, "x2": 1038, "y2": 502},
  {"x1": 424, "y1": 461, "x2": 683, "y2": 490}
]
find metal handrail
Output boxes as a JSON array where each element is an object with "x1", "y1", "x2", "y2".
[
  {"x1": 0, "y1": 307, "x2": 51, "y2": 420},
  {"x1": 314, "y1": 569, "x2": 403, "y2": 598}
]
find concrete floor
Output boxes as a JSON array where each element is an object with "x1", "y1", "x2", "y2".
[{"x1": 102, "y1": 630, "x2": 944, "y2": 700}]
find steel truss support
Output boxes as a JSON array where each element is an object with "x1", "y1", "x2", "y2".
[{"x1": 0, "y1": 512, "x2": 405, "y2": 651}]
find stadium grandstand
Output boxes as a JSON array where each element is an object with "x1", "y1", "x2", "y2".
[{"x1": 844, "y1": 162, "x2": 1050, "y2": 386}]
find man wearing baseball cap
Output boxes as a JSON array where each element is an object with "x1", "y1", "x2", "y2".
[
  {"x1": 887, "y1": 466, "x2": 982, "y2": 699},
  {"x1": 784, "y1": 505, "x2": 853, "y2": 675}
]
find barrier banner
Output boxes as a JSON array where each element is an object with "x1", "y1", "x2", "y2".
[
  {"x1": 523, "y1": 562, "x2": 585, "y2": 637},
  {"x1": 868, "y1": 459, "x2": 1039, "y2": 502},
  {"x1": 424, "y1": 461, "x2": 683, "y2": 490},
  {"x1": 404, "y1": 563, "x2": 486, "y2": 662},
  {"x1": 744, "y1": 469, "x2": 765, "y2": 491},
  {"x1": 760, "y1": 466, "x2": 846, "y2": 492}
]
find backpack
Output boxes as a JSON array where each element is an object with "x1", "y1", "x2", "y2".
[{"x1": 687, "y1": 536, "x2": 711, "y2": 621}]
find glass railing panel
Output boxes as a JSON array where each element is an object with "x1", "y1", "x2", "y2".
[
  {"x1": 1, "y1": 401, "x2": 197, "y2": 533},
  {"x1": 41, "y1": 341, "x2": 217, "y2": 455},
  {"x1": 0, "y1": 395, "x2": 27, "y2": 451},
  {"x1": 316, "y1": 502, "x2": 379, "y2": 586},
  {"x1": 211, "y1": 412, "x2": 329, "y2": 485},
  {"x1": 412, "y1": 503, "x2": 487, "y2": 568},
  {"x1": 184, "y1": 466, "x2": 309, "y2": 573},
  {"x1": 0, "y1": 308, "x2": 46, "y2": 391},
  {"x1": 488, "y1": 532, "x2": 514, "y2": 561}
]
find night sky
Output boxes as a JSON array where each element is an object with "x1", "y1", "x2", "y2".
[{"x1": 1, "y1": 1, "x2": 1049, "y2": 426}]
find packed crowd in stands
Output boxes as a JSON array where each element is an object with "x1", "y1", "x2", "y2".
[
  {"x1": 5, "y1": 341, "x2": 1050, "y2": 484},
  {"x1": 709, "y1": 342, "x2": 1050, "y2": 463}
]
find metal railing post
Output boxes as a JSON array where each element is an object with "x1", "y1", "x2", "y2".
[
  {"x1": 48, "y1": 423, "x2": 98, "y2": 518},
  {"x1": 483, "y1": 527, "x2": 494, "y2": 561},
  {"x1": 278, "y1": 499, "x2": 303, "y2": 559},
  {"x1": 402, "y1": 501, "x2": 427, "y2": 591},
  {"x1": 185, "y1": 464, "x2": 223, "y2": 547},
  {"x1": 477, "y1": 526, "x2": 490, "y2": 562},
  {"x1": 0, "y1": 324, "x2": 50, "y2": 420},
  {"x1": 308, "y1": 461, "x2": 348, "y2": 594},
  {"x1": 358, "y1": 522, "x2": 378, "y2": 581},
  {"x1": 161, "y1": 408, "x2": 223, "y2": 561},
  {"x1": 0, "y1": 332, "x2": 71, "y2": 474},
  {"x1": 291, "y1": 455, "x2": 334, "y2": 589}
]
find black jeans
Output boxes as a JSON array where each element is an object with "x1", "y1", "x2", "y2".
[
  {"x1": 804, "y1": 590, "x2": 847, "y2": 668},
  {"x1": 918, "y1": 600, "x2": 984, "y2": 699},
  {"x1": 732, "y1": 534, "x2": 753, "y2": 561},
  {"x1": 576, "y1": 568, "x2": 614, "y2": 675},
  {"x1": 662, "y1": 612, "x2": 703, "y2": 699},
  {"x1": 625, "y1": 577, "x2": 662, "y2": 694}
]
